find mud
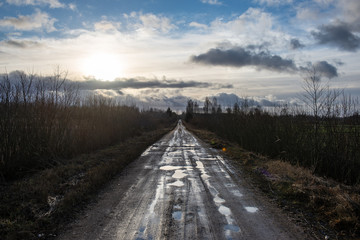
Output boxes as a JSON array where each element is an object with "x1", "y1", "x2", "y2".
[{"x1": 57, "y1": 121, "x2": 312, "y2": 240}]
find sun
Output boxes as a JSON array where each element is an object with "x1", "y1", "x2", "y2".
[{"x1": 81, "y1": 53, "x2": 124, "y2": 81}]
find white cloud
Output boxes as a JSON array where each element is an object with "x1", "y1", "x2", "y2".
[
  {"x1": 68, "y1": 3, "x2": 76, "y2": 11},
  {"x1": 189, "y1": 22, "x2": 208, "y2": 29},
  {"x1": 201, "y1": 0, "x2": 222, "y2": 5},
  {"x1": 6, "y1": 0, "x2": 66, "y2": 8},
  {"x1": 138, "y1": 13, "x2": 176, "y2": 33},
  {"x1": 337, "y1": 0, "x2": 360, "y2": 31},
  {"x1": 296, "y1": 7, "x2": 319, "y2": 21},
  {"x1": 0, "y1": 9, "x2": 57, "y2": 32},
  {"x1": 208, "y1": 8, "x2": 278, "y2": 46},
  {"x1": 94, "y1": 20, "x2": 121, "y2": 32}
]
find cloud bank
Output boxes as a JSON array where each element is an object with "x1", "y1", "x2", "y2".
[
  {"x1": 191, "y1": 44, "x2": 339, "y2": 78},
  {"x1": 312, "y1": 22, "x2": 360, "y2": 51},
  {"x1": 190, "y1": 45, "x2": 298, "y2": 73},
  {"x1": 0, "y1": 9, "x2": 57, "y2": 32},
  {"x1": 75, "y1": 78, "x2": 233, "y2": 90}
]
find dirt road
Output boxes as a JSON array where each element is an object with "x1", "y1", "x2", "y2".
[{"x1": 58, "y1": 121, "x2": 310, "y2": 240}]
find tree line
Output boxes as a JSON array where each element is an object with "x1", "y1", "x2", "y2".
[
  {"x1": 0, "y1": 70, "x2": 176, "y2": 181},
  {"x1": 185, "y1": 67, "x2": 360, "y2": 185}
]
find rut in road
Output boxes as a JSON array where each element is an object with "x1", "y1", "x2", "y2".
[{"x1": 58, "y1": 120, "x2": 309, "y2": 240}]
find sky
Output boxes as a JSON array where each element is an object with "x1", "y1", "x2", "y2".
[{"x1": 0, "y1": 0, "x2": 360, "y2": 110}]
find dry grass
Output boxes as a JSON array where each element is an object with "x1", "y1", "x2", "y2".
[
  {"x1": 186, "y1": 123, "x2": 360, "y2": 240},
  {"x1": 0, "y1": 126, "x2": 173, "y2": 240}
]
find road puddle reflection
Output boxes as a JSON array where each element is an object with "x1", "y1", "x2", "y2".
[
  {"x1": 219, "y1": 205, "x2": 231, "y2": 216},
  {"x1": 160, "y1": 166, "x2": 182, "y2": 171},
  {"x1": 168, "y1": 180, "x2": 184, "y2": 187},
  {"x1": 245, "y1": 207, "x2": 259, "y2": 213},
  {"x1": 172, "y1": 211, "x2": 182, "y2": 220},
  {"x1": 224, "y1": 224, "x2": 240, "y2": 232},
  {"x1": 172, "y1": 169, "x2": 187, "y2": 179},
  {"x1": 231, "y1": 190, "x2": 243, "y2": 197}
]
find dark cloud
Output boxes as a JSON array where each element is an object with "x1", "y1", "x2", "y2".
[
  {"x1": 311, "y1": 23, "x2": 360, "y2": 51},
  {"x1": 290, "y1": 38, "x2": 305, "y2": 50},
  {"x1": 300, "y1": 61, "x2": 338, "y2": 79},
  {"x1": 75, "y1": 78, "x2": 232, "y2": 90},
  {"x1": 190, "y1": 46, "x2": 298, "y2": 73},
  {"x1": 314, "y1": 61, "x2": 338, "y2": 78},
  {"x1": 2, "y1": 39, "x2": 42, "y2": 48},
  {"x1": 191, "y1": 43, "x2": 340, "y2": 78},
  {"x1": 4, "y1": 40, "x2": 27, "y2": 48}
]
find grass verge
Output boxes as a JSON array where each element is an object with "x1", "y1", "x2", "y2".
[
  {"x1": 0, "y1": 127, "x2": 172, "y2": 240},
  {"x1": 185, "y1": 123, "x2": 360, "y2": 240}
]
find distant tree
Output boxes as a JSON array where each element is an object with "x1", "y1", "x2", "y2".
[
  {"x1": 212, "y1": 97, "x2": 218, "y2": 114},
  {"x1": 241, "y1": 98, "x2": 249, "y2": 112},
  {"x1": 233, "y1": 102, "x2": 240, "y2": 114},
  {"x1": 226, "y1": 107, "x2": 232, "y2": 114},
  {"x1": 166, "y1": 107, "x2": 172, "y2": 117},
  {"x1": 203, "y1": 97, "x2": 211, "y2": 114},
  {"x1": 216, "y1": 104, "x2": 222, "y2": 114},
  {"x1": 185, "y1": 99, "x2": 194, "y2": 121},
  {"x1": 194, "y1": 101, "x2": 199, "y2": 113}
]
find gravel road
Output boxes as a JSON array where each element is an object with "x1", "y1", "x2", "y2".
[{"x1": 58, "y1": 120, "x2": 311, "y2": 240}]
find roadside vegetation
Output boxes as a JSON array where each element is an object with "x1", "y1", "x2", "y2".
[
  {"x1": 185, "y1": 125, "x2": 360, "y2": 239},
  {"x1": 185, "y1": 67, "x2": 360, "y2": 185},
  {"x1": 0, "y1": 70, "x2": 177, "y2": 239},
  {"x1": 184, "y1": 66, "x2": 360, "y2": 238}
]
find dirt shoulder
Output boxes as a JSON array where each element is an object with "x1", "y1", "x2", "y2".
[
  {"x1": 185, "y1": 123, "x2": 360, "y2": 240},
  {"x1": 0, "y1": 126, "x2": 173, "y2": 240}
]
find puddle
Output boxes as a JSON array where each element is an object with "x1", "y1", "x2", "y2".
[
  {"x1": 224, "y1": 224, "x2": 240, "y2": 232},
  {"x1": 172, "y1": 211, "x2": 182, "y2": 220},
  {"x1": 148, "y1": 176, "x2": 165, "y2": 214},
  {"x1": 136, "y1": 226, "x2": 146, "y2": 240},
  {"x1": 168, "y1": 180, "x2": 184, "y2": 187},
  {"x1": 160, "y1": 166, "x2": 182, "y2": 171},
  {"x1": 219, "y1": 205, "x2": 231, "y2": 216},
  {"x1": 225, "y1": 183, "x2": 235, "y2": 188},
  {"x1": 214, "y1": 195, "x2": 225, "y2": 204},
  {"x1": 231, "y1": 190, "x2": 243, "y2": 197},
  {"x1": 196, "y1": 161, "x2": 204, "y2": 169},
  {"x1": 245, "y1": 207, "x2": 258, "y2": 213},
  {"x1": 201, "y1": 173, "x2": 210, "y2": 180},
  {"x1": 209, "y1": 186, "x2": 218, "y2": 196},
  {"x1": 172, "y1": 170, "x2": 187, "y2": 179}
]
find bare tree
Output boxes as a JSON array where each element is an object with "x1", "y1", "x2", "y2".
[
  {"x1": 301, "y1": 63, "x2": 333, "y2": 169},
  {"x1": 302, "y1": 64, "x2": 328, "y2": 119}
]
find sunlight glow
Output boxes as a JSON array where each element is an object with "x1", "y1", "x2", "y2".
[{"x1": 81, "y1": 53, "x2": 124, "y2": 81}]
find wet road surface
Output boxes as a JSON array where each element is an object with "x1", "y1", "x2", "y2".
[{"x1": 58, "y1": 121, "x2": 309, "y2": 240}]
